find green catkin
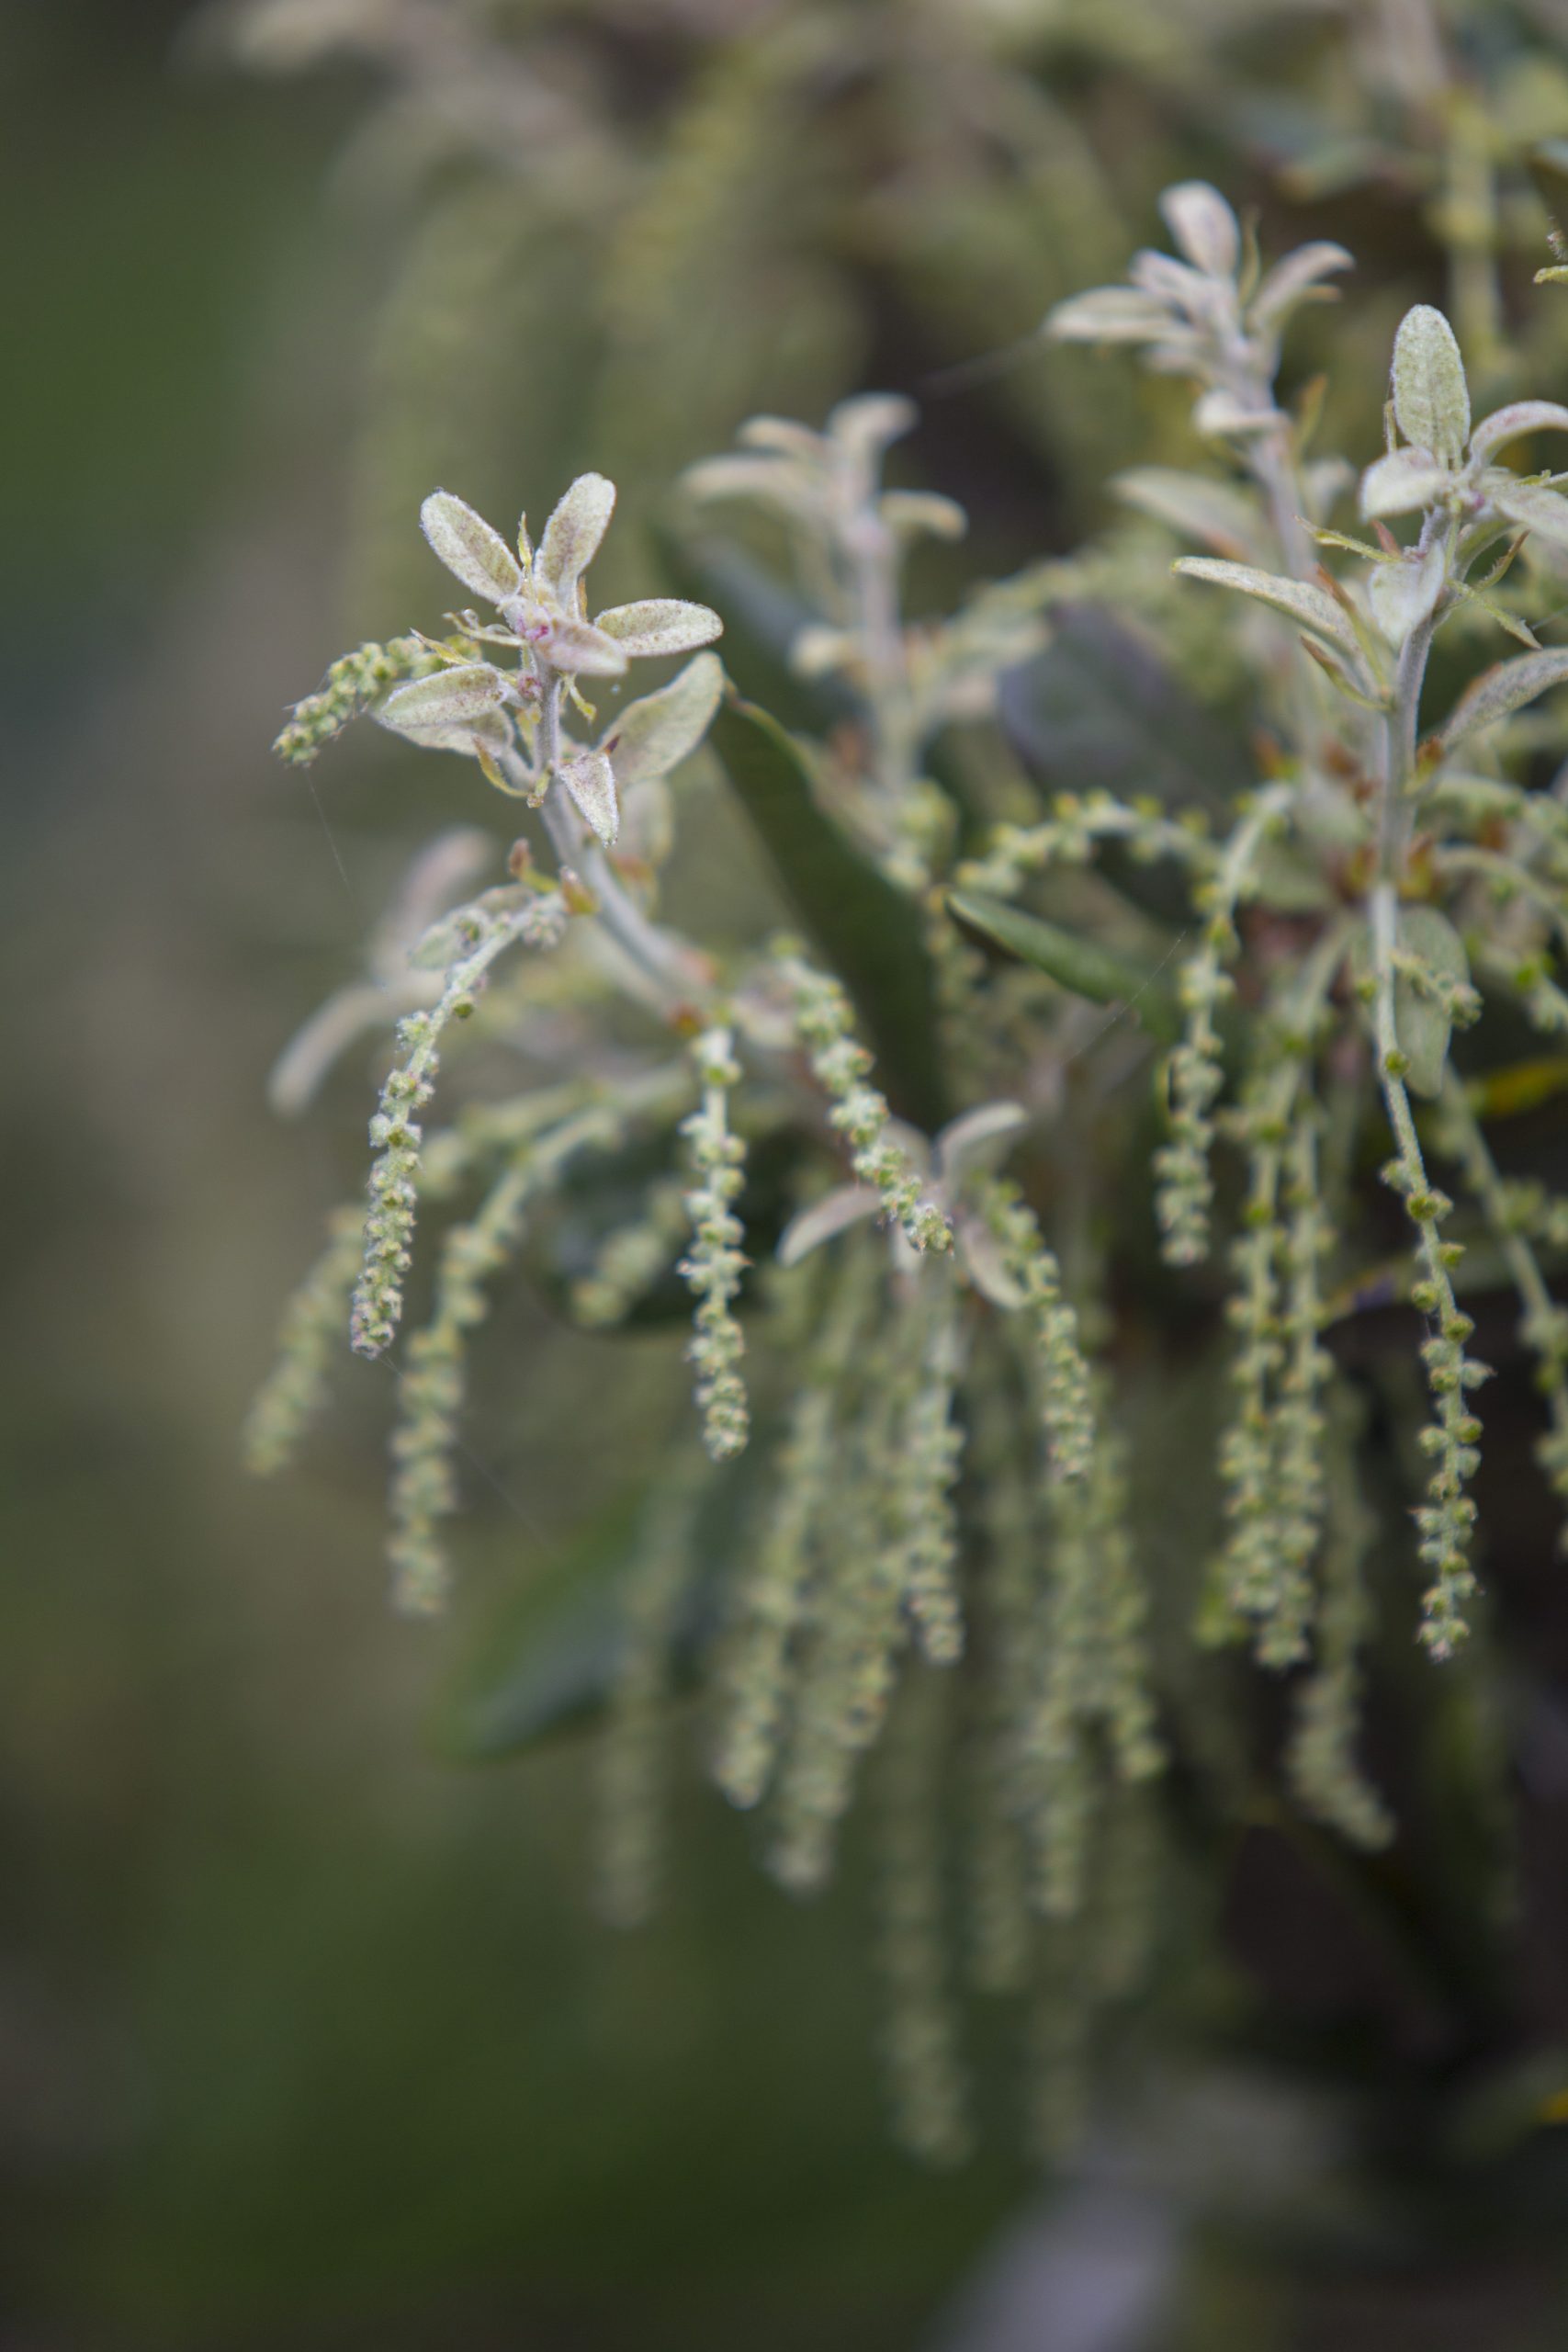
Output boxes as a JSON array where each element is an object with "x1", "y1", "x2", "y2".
[
  {"x1": 1153, "y1": 790, "x2": 1286, "y2": 1267},
  {"x1": 897, "y1": 1278, "x2": 967, "y2": 1668},
  {"x1": 713, "y1": 1242, "x2": 877, "y2": 1811},
  {"x1": 1022, "y1": 1425, "x2": 1164, "y2": 1920},
  {"x1": 386, "y1": 1100, "x2": 628, "y2": 1614},
  {"x1": 1285, "y1": 1396, "x2": 1394, "y2": 1849},
  {"x1": 243, "y1": 1204, "x2": 367, "y2": 1475},
  {"x1": 876, "y1": 1670, "x2": 973, "y2": 2165},
  {"x1": 1267, "y1": 1111, "x2": 1334, "y2": 1666},
  {"x1": 769, "y1": 1306, "x2": 925, "y2": 1893},
  {"x1": 272, "y1": 636, "x2": 437, "y2": 765},
  {"x1": 1370, "y1": 886, "x2": 1489, "y2": 1656},
  {"x1": 975, "y1": 1174, "x2": 1095, "y2": 1480},
  {"x1": 1439, "y1": 1077, "x2": 1568, "y2": 1522},
  {"x1": 956, "y1": 789, "x2": 1213, "y2": 903},
  {"x1": 386, "y1": 1153, "x2": 536, "y2": 1617},
  {"x1": 964, "y1": 1354, "x2": 1037, "y2": 1996},
  {"x1": 597, "y1": 1455, "x2": 709, "y2": 1929},
  {"x1": 783, "y1": 956, "x2": 952, "y2": 1252},
  {"x1": 678, "y1": 1028, "x2": 750, "y2": 1462},
  {"x1": 571, "y1": 1177, "x2": 687, "y2": 1329},
  {"x1": 350, "y1": 892, "x2": 568, "y2": 1360}
]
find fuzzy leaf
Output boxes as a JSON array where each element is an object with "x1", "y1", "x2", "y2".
[
  {"x1": 1112, "y1": 468, "x2": 1263, "y2": 559},
  {"x1": 380, "y1": 663, "x2": 509, "y2": 729},
  {"x1": 1359, "y1": 448, "x2": 1453, "y2": 519},
  {"x1": 592, "y1": 598, "x2": 723, "y2": 659},
  {"x1": 828, "y1": 391, "x2": 916, "y2": 460},
  {"x1": 420, "y1": 492, "x2": 523, "y2": 605},
  {"x1": 707, "y1": 695, "x2": 947, "y2": 1129},
  {"x1": 776, "y1": 1184, "x2": 881, "y2": 1267},
  {"x1": 1391, "y1": 304, "x2": 1470, "y2": 467},
  {"x1": 602, "y1": 651, "x2": 725, "y2": 791},
  {"x1": 880, "y1": 490, "x2": 967, "y2": 540},
  {"x1": 1248, "y1": 241, "x2": 1353, "y2": 330},
  {"x1": 933, "y1": 1101, "x2": 1030, "y2": 1182},
  {"x1": 1368, "y1": 539, "x2": 1445, "y2": 648},
  {"x1": 1489, "y1": 481, "x2": 1568, "y2": 550},
  {"x1": 1467, "y1": 402, "x2": 1568, "y2": 467},
  {"x1": 1439, "y1": 648, "x2": 1568, "y2": 750},
  {"x1": 947, "y1": 890, "x2": 1179, "y2": 1043},
  {"x1": 538, "y1": 614, "x2": 629, "y2": 678},
  {"x1": 1159, "y1": 181, "x2": 1240, "y2": 277},
  {"x1": 1192, "y1": 390, "x2": 1281, "y2": 437},
  {"x1": 1045, "y1": 287, "x2": 1173, "y2": 343},
  {"x1": 537, "y1": 472, "x2": 616, "y2": 599},
  {"x1": 1174, "y1": 557, "x2": 1366, "y2": 664},
  {"x1": 558, "y1": 746, "x2": 619, "y2": 843}
]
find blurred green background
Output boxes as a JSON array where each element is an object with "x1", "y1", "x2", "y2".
[{"x1": 11, "y1": 2, "x2": 1568, "y2": 2345}]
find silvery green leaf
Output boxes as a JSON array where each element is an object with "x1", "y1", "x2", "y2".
[
  {"x1": 738, "y1": 415, "x2": 826, "y2": 460},
  {"x1": 1158, "y1": 181, "x2": 1240, "y2": 278},
  {"x1": 268, "y1": 981, "x2": 420, "y2": 1118},
  {"x1": 880, "y1": 490, "x2": 967, "y2": 540},
  {"x1": 1248, "y1": 241, "x2": 1353, "y2": 331},
  {"x1": 1192, "y1": 389, "x2": 1283, "y2": 437},
  {"x1": 1391, "y1": 304, "x2": 1470, "y2": 467},
  {"x1": 1489, "y1": 481, "x2": 1568, "y2": 550},
  {"x1": 1359, "y1": 448, "x2": 1454, "y2": 518},
  {"x1": 791, "y1": 624, "x2": 856, "y2": 677},
  {"x1": 776, "y1": 1184, "x2": 881, "y2": 1267},
  {"x1": 592, "y1": 599, "x2": 722, "y2": 658},
  {"x1": 602, "y1": 651, "x2": 724, "y2": 791},
  {"x1": 681, "y1": 453, "x2": 811, "y2": 517},
  {"x1": 618, "y1": 775, "x2": 674, "y2": 868},
  {"x1": 1044, "y1": 287, "x2": 1173, "y2": 343},
  {"x1": 828, "y1": 392, "x2": 917, "y2": 459},
  {"x1": 1112, "y1": 469, "x2": 1262, "y2": 559},
  {"x1": 932, "y1": 1101, "x2": 1029, "y2": 1183},
  {"x1": 420, "y1": 492, "x2": 523, "y2": 606},
  {"x1": 538, "y1": 614, "x2": 630, "y2": 677},
  {"x1": 1439, "y1": 648, "x2": 1568, "y2": 750},
  {"x1": 1174, "y1": 558, "x2": 1365, "y2": 663},
  {"x1": 381, "y1": 664, "x2": 509, "y2": 729},
  {"x1": 1396, "y1": 906, "x2": 1471, "y2": 1098},
  {"x1": 1130, "y1": 250, "x2": 1217, "y2": 313},
  {"x1": 537, "y1": 472, "x2": 616, "y2": 598},
  {"x1": 1467, "y1": 401, "x2": 1568, "y2": 467},
  {"x1": 558, "y1": 745, "x2": 619, "y2": 843},
  {"x1": 371, "y1": 826, "x2": 494, "y2": 976},
  {"x1": 1368, "y1": 537, "x2": 1445, "y2": 648}
]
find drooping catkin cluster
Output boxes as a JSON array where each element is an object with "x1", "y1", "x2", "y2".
[
  {"x1": 1369, "y1": 894, "x2": 1491, "y2": 1659},
  {"x1": 1284, "y1": 1392, "x2": 1393, "y2": 1850},
  {"x1": 251, "y1": 163, "x2": 1568, "y2": 2170},
  {"x1": 677, "y1": 1029, "x2": 750, "y2": 1463},
  {"x1": 875, "y1": 1668, "x2": 973, "y2": 2165},
  {"x1": 350, "y1": 893, "x2": 567, "y2": 1359},
  {"x1": 596, "y1": 1452, "x2": 709, "y2": 1929},
  {"x1": 243, "y1": 1204, "x2": 367, "y2": 1476},
  {"x1": 973, "y1": 1176, "x2": 1094, "y2": 1482},
  {"x1": 1154, "y1": 791, "x2": 1289, "y2": 1268},
  {"x1": 783, "y1": 956, "x2": 952, "y2": 1253}
]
